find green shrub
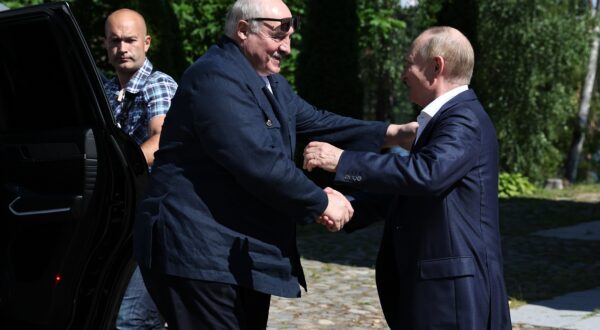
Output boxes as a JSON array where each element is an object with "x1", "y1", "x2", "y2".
[{"x1": 498, "y1": 172, "x2": 536, "y2": 198}]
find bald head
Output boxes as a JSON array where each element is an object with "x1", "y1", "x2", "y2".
[
  {"x1": 105, "y1": 9, "x2": 147, "y2": 37},
  {"x1": 414, "y1": 26, "x2": 474, "y2": 85},
  {"x1": 104, "y1": 8, "x2": 151, "y2": 86}
]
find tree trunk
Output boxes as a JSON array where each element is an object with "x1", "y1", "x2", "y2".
[
  {"x1": 565, "y1": 1, "x2": 599, "y2": 182},
  {"x1": 138, "y1": 0, "x2": 187, "y2": 79},
  {"x1": 297, "y1": 0, "x2": 362, "y2": 119},
  {"x1": 374, "y1": 72, "x2": 393, "y2": 121}
]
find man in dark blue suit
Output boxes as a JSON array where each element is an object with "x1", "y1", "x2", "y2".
[
  {"x1": 304, "y1": 27, "x2": 512, "y2": 329},
  {"x1": 133, "y1": 0, "x2": 417, "y2": 328}
]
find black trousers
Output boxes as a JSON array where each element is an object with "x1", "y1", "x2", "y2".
[{"x1": 141, "y1": 268, "x2": 271, "y2": 330}]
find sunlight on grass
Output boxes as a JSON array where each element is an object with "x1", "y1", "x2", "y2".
[
  {"x1": 534, "y1": 183, "x2": 600, "y2": 200},
  {"x1": 508, "y1": 297, "x2": 528, "y2": 309}
]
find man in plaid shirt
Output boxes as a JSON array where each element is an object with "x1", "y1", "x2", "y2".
[
  {"x1": 103, "y1": 8, "x2": 176, "y2": 329},
  {"x1": 104, "y1": 8, "x2": 177, "y2": 167}
]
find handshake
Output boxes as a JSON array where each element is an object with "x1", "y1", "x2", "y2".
[
  {"x1": 318, "y1": 187, "x2": 354, "y2": 232},
  {"x1": 301, "y1": 141, "x2": 351, "y2": 232},
  {"x1": 302, "y1": 122, "x2": 418, "y2": 232}
]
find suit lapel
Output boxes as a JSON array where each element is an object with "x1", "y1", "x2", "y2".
[
  {"x1": 220, "y1": 36, "x2": 294, "y2": 158},
  {"x1": 269, "y1": 76, "x2": 292, "y2": 147},
  {"x1": 263, "y1": 84, "x2": 292, "y2": 157},
  {"x1": 412, "y1": 89, "x2": 476, "y2": 151}
]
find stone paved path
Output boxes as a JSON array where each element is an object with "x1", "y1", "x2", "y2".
[
  {"x1": 269, "y1": 260, "x2": 385, "y2": 329},
  {"x1": 267, "y1": 211, "x2": 600, "y2": 329},
  {"x1": 268, "y1": 221, "x2": 385, "y2": 329}
]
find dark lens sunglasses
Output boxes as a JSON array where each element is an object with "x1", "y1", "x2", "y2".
[{"x1": 248, "y1": 16, "x2": 300, "y2": 33}]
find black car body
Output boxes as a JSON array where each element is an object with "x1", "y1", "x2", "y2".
[{"x1": 0, "y1": 2, "x2": 147, "y2": 329}]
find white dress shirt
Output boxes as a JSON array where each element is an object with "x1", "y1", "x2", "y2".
[{"x1": 414, "y1": 85, "x2": 469, "y2": 143}]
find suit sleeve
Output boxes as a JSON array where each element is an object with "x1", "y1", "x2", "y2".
[
  {"x1": 186, "y1": 70, "x2": 327, "y2": 224},
  {"x1": 274, "y1": 76, "x2": 389, "y2": 152},
  {"x1": 343, "y1": 192, "x2": 394, "y2": 233},
  {"x1": 334, "y1": 107, "x2": 480, "y2": 196}
]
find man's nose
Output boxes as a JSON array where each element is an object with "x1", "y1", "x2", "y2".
[
  {"x1": 279, "y1": 36, "x2": 291, "y2": 55},
  {"x1": 117, "y1": 41, "x2": 128, "y2": 53}
]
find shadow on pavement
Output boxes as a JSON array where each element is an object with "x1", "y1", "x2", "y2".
[
  {"x1": 297, "y1": 221, "x2": 384, "y2": 268},
  {"x1": 297, "y1": 197, "x2": 600, "y2": 304}
]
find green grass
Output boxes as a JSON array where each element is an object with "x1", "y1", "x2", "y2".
[{"x1": 532, "y1": 183, "x2": 600, "y2": 199}]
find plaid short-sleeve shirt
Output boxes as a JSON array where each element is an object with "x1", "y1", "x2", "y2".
[{"x1": 104, "y1": 58, "x2": 177, "y2": 145}]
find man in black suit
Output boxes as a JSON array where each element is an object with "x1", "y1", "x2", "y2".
[
  {"x1": 304, "y1": 27, "x2": 511, "y2": 329},
  {"x1": 133, "y1": 0, "x2": 416, "y2": 329}
]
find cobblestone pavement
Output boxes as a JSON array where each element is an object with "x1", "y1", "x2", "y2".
[
  {"x1": 269, "y1": 260, "x2": 385, "y2": 329},
  {"x1": 268, "y1": 223, "x2": 386, "y2": 329},
  {"x1": 266, "y1": 217, "x2": 596, "y2": 330}
]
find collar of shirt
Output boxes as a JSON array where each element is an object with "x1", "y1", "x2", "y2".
[
  {"x1": 414, "y1": 85, "x2": 469, "y2": 142},
  {"x1": 105, "y1": 58, "x2": 154, "y2": 101},
  {"x1": 261, "y1": 76, "x2": 273, "y2": 93},
  {"x1": 123, "y1": 58, "x2": 153, "y2": 94}
]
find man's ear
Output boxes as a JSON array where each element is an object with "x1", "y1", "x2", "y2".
[
  {"x1": 237, "y1": 20, "x2": 250, "y2": 40},
  {"x1": 144, "y1": 35, "x2": 151, "y2": 53},
  {"x1": 433, "y1": 56, "x2": 444, "y2": 75}
]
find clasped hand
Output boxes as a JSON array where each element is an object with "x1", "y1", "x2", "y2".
[
  {"x1": 303, "y1": 143, "x2": 351, "y2": 231},
  {"x1": 317, "y1": 187, "x2": 353, "y2": 232},
  {"x1": 304, "y1": 122, "x2": 417, "y2": 232}
]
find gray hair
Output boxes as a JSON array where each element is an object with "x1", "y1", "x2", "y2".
[
  {"x1": 418, "y1": 26, "x2": 474, "y2": 85},
  {"x1": 224, "y1": 0, "x2": 265, "y2": 38}
]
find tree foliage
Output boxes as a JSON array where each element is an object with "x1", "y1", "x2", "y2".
[
  {"x1": 5, "y1": 0, "x2": 597, "y2": 184},
  {"x1": 171, "y1": 0, "x2": 230, "y2": 65},
  {"x1": 356, "y1": 0, "x2": 408, "y2": 122},
  {"x1": 476, "y1": 0, "x2": 590, "y2": 183}
]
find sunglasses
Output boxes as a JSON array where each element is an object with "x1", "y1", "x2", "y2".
[{"x1": 247, "y1": 16, "x2": 300, "y2": 33}]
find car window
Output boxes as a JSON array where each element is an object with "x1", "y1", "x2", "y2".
[{"x1": 0, "y1": 18, "x2": 94, "y2": 134}]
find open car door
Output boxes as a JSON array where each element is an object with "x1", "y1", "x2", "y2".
[{"x1": 0, "y1": 2, "x2": 148, "y2": 329}]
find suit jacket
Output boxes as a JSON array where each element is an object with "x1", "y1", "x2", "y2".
[
  {"x1": 133, "y1": 36, "x2": 388, "y2": 298},
  {"x1": 336, "y1": 90, "x2": 511, "y2": 329}
]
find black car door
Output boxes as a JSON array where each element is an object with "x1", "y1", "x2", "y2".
[{"x1": 0, "y1": 3, "x2": 147, "y2": 329}]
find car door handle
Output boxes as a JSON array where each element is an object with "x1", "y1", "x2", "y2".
[{"x1": 8, "y1": 196, "x2": 71, "y2": 216}]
